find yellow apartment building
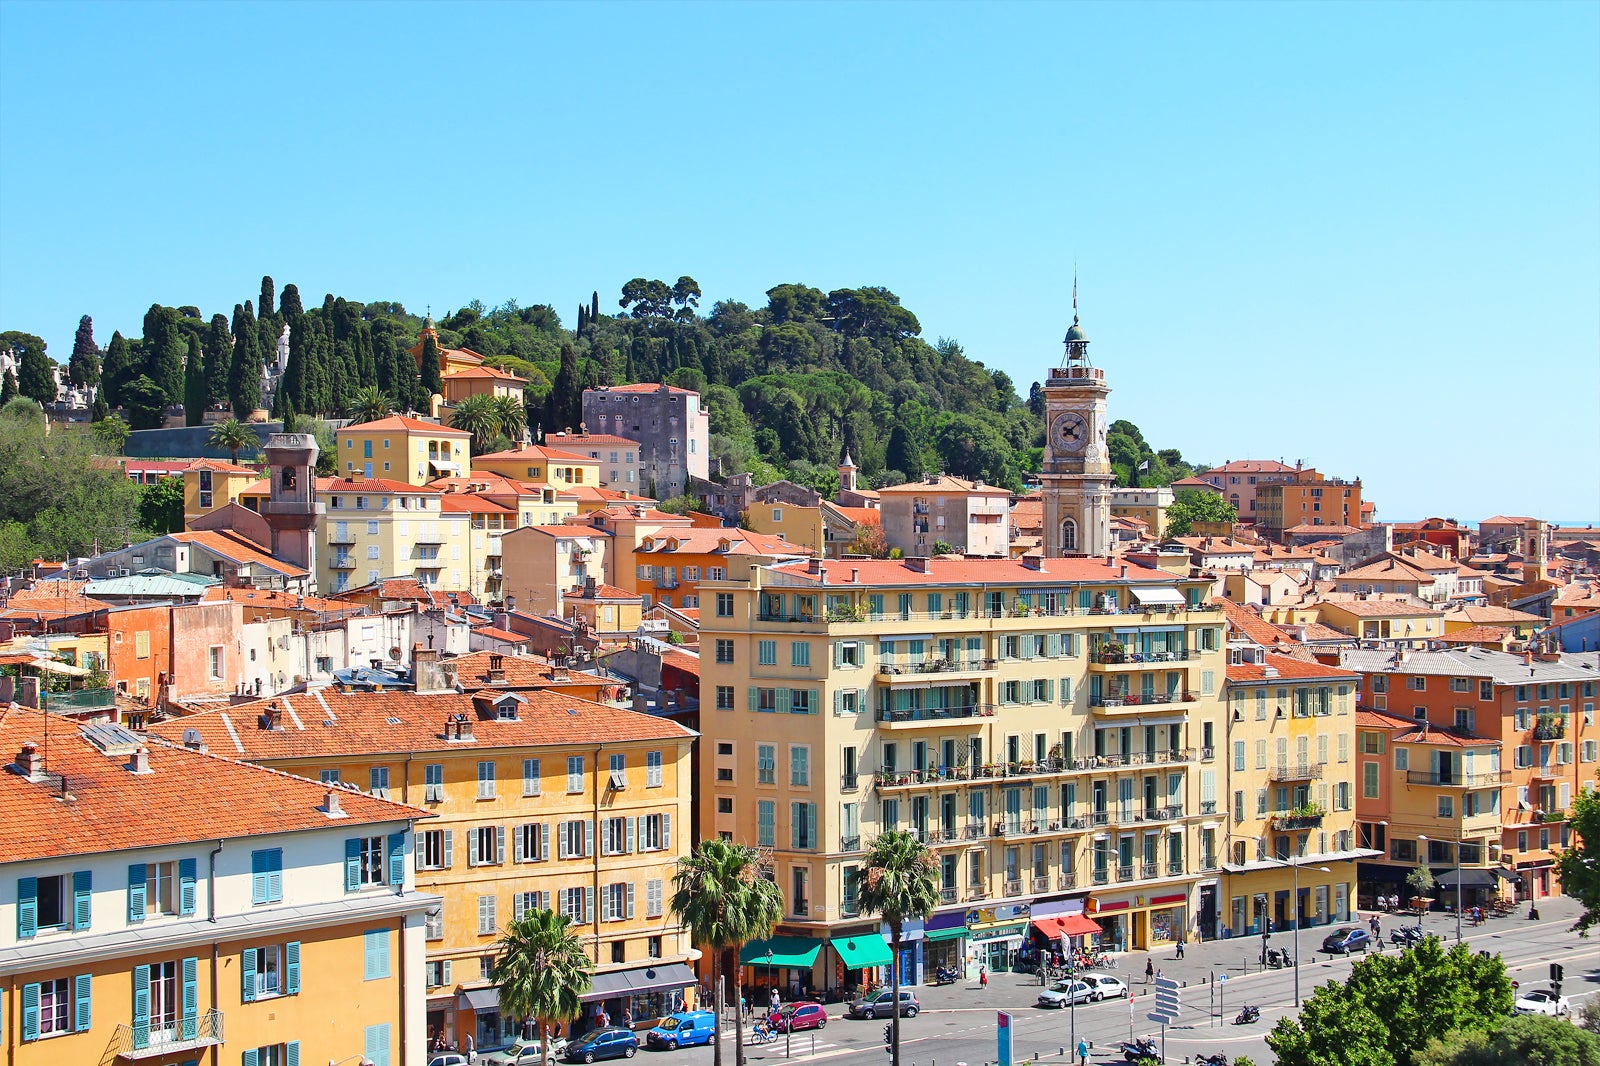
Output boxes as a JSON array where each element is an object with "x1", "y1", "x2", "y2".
[
  {"x1": 318, "y1": 475, "x2": 470, "y2": 595},
  {"x1": 1110, "y1": 487, "x2": 1173, "y2": 538},
  {"x1": 153, "y1": 670, "x2": 697, "y2": 1052},
  {"x1": 1219, "y1": 649, "x2": 1365, "y2": 942},
  {"x1": 0, "y1": 707, "x2": 434, "y2": 1066},
  {"x1": 698, "y1": 553, "x2": 1228, "y2": 992},
  {"x1": 472, "y1": 445, "x2": 603, "y2": 494},
  {"x1": 337, "y1": 415, "x2": 474, "y2": 486},
  {"x1": 1315, "y1": 598, "x2": 1443, "y2": 647},
  {"x1": 181, "y1": 459, "x2": 262, "y2": 528}
]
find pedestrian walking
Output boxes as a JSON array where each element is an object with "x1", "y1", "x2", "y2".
[
  {"x1": 979, "y1": 966, "x2": 988, "y2": 989},
  {"x1": 1078, "y1": 1038, "x2": 1090, "y2": 1066},
  {"x1": 466, "y1": 1034, "x2": 475, "y2": 1062},
  {"x1": 1175, "y1": 939, "x2": 1184, "y2": 960},
  {"x1": 770, "y1": 987, "x2": 780, "y2": 1012},
  {"x1": 1146, "y1": 958, "x2": 1155, "y2": 984}
]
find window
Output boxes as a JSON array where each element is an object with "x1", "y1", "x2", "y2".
[
  {"x1": 1364, "y1": 763, "x2": 1380, "y2": 799},
  {"x1": 757, "y1": 743, "x2": 776, "y2": 784},
  {"x1": 716, "y1": 639, "x2": 734, "y2": 663},
  {"x1": 418, "y1": 829, "x2": 451, "y2": 870},
  {"x1": 514, "y1": 823, "x2": 547, "y2": 863},
  {"x1": 319, "y1": 769, "x2": 342, "y2": 785},
  {"x1": 469, "y1": 826, "x2": 503, "y2": 866},
  {"x1": 559, "y1": 819, "x2": 591, "y2": 859},
  {"x1": 790, "y1": 746, "x2": 810, "y2": 787},
  {"x1": 758, "y1": 640, "x2": 777, "y2": 666},
  {"x1": 640, "y1": 812, "x2": 672, "y2": 851},
  {"x1": 1438, "y1": 796, "x2": 1454, "y2": 818},
  {"x1": 423, "y1": 763, "x2": 444, "y2": 802},
  {"x1": 792, "y1": 867, "x2": 810, "y2": 915},
  {"x1": 1409, "y1": 676, "x2": 1426, "y2": 691},
  {"x1": 369, "y1": 766, "x2": 391, "y2": 798},
  {"x1": 24, "y1": 976, "x2": 84, "y2": 1037},
  {"x1": 513, "y1": 891, "x2": 550, "y2": 920},
  {"x1": 356, "y1": 836, "x2": 387, "y2": 885},
  {"x1": 602, "y1": 882, "x2": 634, "y2": 921},
  {"x1": 1394, "y1": 748, "x2": 1408, "y2": 770},
  {"x1": 364, "y1": 928, "x2": 391, "y2": 979},
  {"x1": 645, "y1": 750, "x2": 663, "y2": 787},
  {"x1": 477, "y1": 761, "x2": 497, "y2": 799},
  {"x1": 1233, "y1": 741, "x2": 1246, "y2": 771},
  {"x1": 601, "y1": 817, "x2": 632, "y2": 856},
  {"x1": 716, "y1": 685, "x2": 735, "y2": 710},
  {"x1": 758, "y1": 801, "x2": 776, "y2": 846},
  {"x1": 567, "y1": 756, "x2": 585, "y2": 793},
  {"x1": 791, "y1": 802, "x2": 817, "y2": 849},
  {"x1": 716, "y1": 592, "x2": 734, "y2": 617},
  {"x1": 791, "y1": 641, "x2": 810, "y2": 667},
  {"x1": 426, "y1": 960, "x2": 453, "y2": 988},
  {"x1": 207, "y1": 645, "x2": 224, "y2": 680},
  {"x1": 477, "y1": 895, "x2": 497, "y2": 935},
  {"x1": 559, "y1": 886, "x2": 591, "y2": 922},
  {"x1": 647, "y1": 879, "x2": 664, "y2": 918},
  {"x1": 251, "y1": 849, "x2": 284, "y2": 905},
  {"x1": 241, "y1": 942, "x2": 301, "y2": 1001}
]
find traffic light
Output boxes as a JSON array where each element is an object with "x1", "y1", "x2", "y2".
[
  {"x1": 1552, "y1": 963, "x2": 1565, "y2": 983},
  {"x1": 883, "y1": 1023, "x2": 894, "y2": 1054}
]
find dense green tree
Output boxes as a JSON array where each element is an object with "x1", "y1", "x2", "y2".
[
  {"x1": 491, "y1": 395, "x2": 526, "y2": 444},
  {"x1": 202, "y1": 314, "x2": 231, "y2": 407},
  {"x1": 183, "y1": 334, "x2": 205, "y2": 426},
  {"x1": 670, "y1": 840, "x2": 782, "y2": 1066},
  {"x1": 1163, "y1": 489, "x2": 1239, "y2": 538},
  {"x1": 419, "y1": 331, "x2": 442, "y2": 396},
  {"x1": 2, "y1": 332, "x2": 56, "y2": 405},
  {"x1": 141, "y1": 304, "x2": 186, "y2": 402},
  {"x1": 543, "y1": 340, "x2": 580, "y2": 434},
  {"x1": 100, "y1": 330, "x2": 134, "y2": 407},
  {"x1": 229, "y1": 303, "x2": 262, "y2": 418},
  {"x1": 137, "y1": 476, "x2": 186, "y2": 535},
  {"x1": 278, "y1": 284, "x2": 303, "y2": 320},
  {"x1": 1557, "y1": 787, "x2": 1600, "y2": 934},
  {"x1": 449, "y1": 393, "x2": 502, "y2": 454},
  {"x1": 90, "y1": 413, "x2": 130, "y2": 453},
  {"x1": 90, "y1": 389, "x2": 109, "y2": 423},
  {"x1": 259, "y1": 275, "x2": 276, "y2": 319},
  {"x1": 0, "y1": 369, "x2": 15, "y2": 407},
  {"x1": 857, "y1": 830, "x2": 941, "y2": 1066},
  {"x1": 68, "y1": 315, "x2": 100, "y2": 388},
  {"x1": 0, "y1": 406, "x2": 144, "y2": 559},
  {"x1": 207, "y1": 417, "x2": 257, "y2": 464},
  {"x1": 1417, "y1": 1014, "x2": 1600, "y2": 1066},
  {"x1": 347, "y1": 385, "x2": 394, "y2": 425},
  {"x1": 121, "y1": 375, "x2": 168, "y2": 430},
  {"x1": 492, "y1": 910, "x2": 592, "y2": 1066}
]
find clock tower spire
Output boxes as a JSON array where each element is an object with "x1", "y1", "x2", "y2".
[{"x1": 1040, "y1": 294, "x2": 1114, "y2": 557}]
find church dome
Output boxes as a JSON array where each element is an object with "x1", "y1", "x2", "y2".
[{"x1": 1064, "y1": 316, "x2": 1088, "y2": 344}]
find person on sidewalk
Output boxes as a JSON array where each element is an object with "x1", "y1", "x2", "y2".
[
  {"x1": 979, "y1": 966, "x2": 988, "y2": 989},
  {"x1": 1146, "y1": 958, "x2": 1155, "y2": 984},
  {"x1": 1175, "y1": 938, "x2": 1185, "y2": 960},
  {"x1": 1077, "y1": 1038, "x2": 1090, "y2": 1066}
]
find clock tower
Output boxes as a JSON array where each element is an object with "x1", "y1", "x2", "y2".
[{"x1": 1041, "y1": 305, "x2": 1113, "y2": 557}]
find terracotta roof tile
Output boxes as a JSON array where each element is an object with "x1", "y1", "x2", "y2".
[
  {"x1": 544, "y1": 433, "x2": 643, "y2": 447},
  {"x1": 0, "y1": 706, "x2": 425, "y2": 863},
  {"x1": 446, "y1": 650, "x2": 611, "y2": 692},
  {"x1": 446, "y1": 365, "x2": 526, "y2": 381},
  {"x1": 471, "y1": 625, "x2": 530, "y2": 644},
  {"x1": 1213, "y1": 598, "x2": 1305, "y2": 651},
  {"x1": 1437, "y1": 625, "x2": 1513, "y2": 644},
  {"x1": 476, "y1": 445, "x2": 597, "y2": 464},
  {"x1": 168, "y1": 530, "x2": 307, "y2": 577},
  {"x1": 1317, "y1": 597, "x2": 1439, "y2": 618},
  {"x1": 876, "y1": 475, "x2": 1010, "y2": 496},
  {"x1": 343, "y1": 415, "x2": 472, "y2": 436},
  {"x1": 199, "y1": 588, "x2": 363, "y2": 615},
  {"x1": 320, "y1": 476, "x2": 440, "y2": 495},
  {"x1": 1226, "y1": 653, "x2": 1360, "y2": 682},
  {"x1": 184, "y1": 458, "x2": 259, "y2": 475}
]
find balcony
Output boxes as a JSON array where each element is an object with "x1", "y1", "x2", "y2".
[
  {"x1": 1405, "y1": 770, "x2": 1508, "y2": 788},
  {"x1": 1200, "y1": 746, "x2": 1215, "y2": 762},
  {"x1": 839, "y1": 835, "x2": 862, "y2": 853},
  {"x1": 1058, "y1": 873, "x2": 1078, "y2": 890},
  {"x1": 841, "y1": 773, "x2": 860, "y2": 791},
  {"x1": 327, "y1": 530, "x2": 357, "y2": 545},
  {"x1": 877, "y1": 657, "x2": 995, "y2": 681},
  {"x1": 1270, "y1": 812, "x2": 1325, "y2": 831},
  {"x1": 1087, "y1": 749, "x2": 1195, "y2": 770},
  {"x1": 113, "y1": 1010, "x2": 225, "y2": 1059},
  {"x1": 1166, "y1": 861, "x2": 1184, "y2": 876},
  {"x1": 1269, "y1": 761, "x2": 1325, "y2": 782},
  {"x1": 1031, "y1": 875, "x2": 1051, "y2": 893},
  {"x1": 40, "y1": 687, "x2": 116, "y2": 713},
  {"x1": 875, "y1": 704, "x2": 993, "y2": 728},
  {"x1": 839, "y1": 898, "x2": 860, "y2": 918},
  {"x1": 330, "y1": 555, "x2": 356, "y2": 569},
  {"x1": 941, "y1": 887, "x2": 959, "y2": 904},
  {"x1": 1117, "y1": 865, "x2": 1137, "y2": 883},
  {"x1": 1004, "y1": 879, "x2": 1024, "y2": 897},
  {"x1": 1092, "y1": 869, "x2": 1110, "y2": 885},
  {"x1": 1200, "y1": 800, "x2": 1218, "y2": 815},
  {"x1": 1092, "y1": 693, "x2": 1198, "y2": 711},
  {"x1": 1091, "y1": 649, "x2": 1195, "y2": 671}
]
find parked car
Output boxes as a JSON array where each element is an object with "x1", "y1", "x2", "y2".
[
  {"x1": 846, "y1": 989, "x2": 921, "y2": 1019},
  {"x1": 1080, "y1": 974, "x2": 1129, "y2": 1001},
  {"x1": 1321, "y1": 927, "x2": 1372, "y2": 954},
  {"x1": 769, "y1": 1002, "x2": 828, "y2": 1032},
  {"x1": 484, "y1": 1040, "x2": 567, "y2": 1066},
  {"x1": 428, "y1": 1055, "x2": 470, "y2": 1066},
  {"x1": 646, "y1": 1010, "x2": 717, "y2": 1050},
  {"x1": 1037, "y1": 979, "x2": 1094, "y2": 1008},
  {"x1": 562, "y1": 1027, "x2": 639, "y2": 1063},
  {"x1": 1514, "y1": 988, "x2": 1572, "y2": 1017}
]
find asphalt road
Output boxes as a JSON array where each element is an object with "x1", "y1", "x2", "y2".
[{"x1": 628, "y1": 900, "x2": 1599, "y2": 1066}]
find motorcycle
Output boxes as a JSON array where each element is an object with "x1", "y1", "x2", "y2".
[
  {"x1": 1122, "y1": 1037, "x2": 1159, "y2": 1062},
  {"x1": 1199, "y1": 1055, "x2": 1230, "y2": 1066},
  {"x1": 932, "y1": 965, "x2": 960, "y2": 986},
  {"x1": 1390, "y1": 925, "x2": 1425, "y2": 947},
  {"x1": 1234, "y1": 1004, "x2": 1260, "y2": 1025},
  {"x1": 1266, "y1": 947, "x2": 1293, "y2": 969}
]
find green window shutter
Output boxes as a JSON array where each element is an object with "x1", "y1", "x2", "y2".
[
  {"x1": 251, "y1": 850, "x2": 267, "y2": 904},
  {"x1": 365, "y1": 1024, "x2": 391, "y2": 1066},
  {"x1": 180, "y1": 956, "x2": 198, "y2": 1038},
  {"x1": 17, "y1": 876, "x2": 37, "y2": 938},
  {"x1": 387, "y1": 831, "x2": 406, "y2": 885},
  {"x1": 241, "y1": 948, "x2": 258, "y2": 1003},
  {"x1": 266, "y1": 850, "x2": 282, "y2": 902},
  {"x1": 777, "y1": 687, "x2": 790, "y2": 713},
  {"x1": 21, "y1": 981, "x2": 39, "y2": 1041},
  {"x1": 286, "y1": 1041, "x2": 301, "y2": 1066},
  {"x1": 74, "y1": 973, "x2": 91, "y2": 1032},
  {"x1": 242, "y1": 1050, "x2": 260, "y2": 1066},
  {"x1": 284, "y1": 939, "x2": 301, "y2": 995},
  {"x1": 128, "y1": 863, "x2": 148, "y2": 923},
  {"x1": 178, "y1": 858, "x2": 197, "y2": 916},
  {"x1": 345, "y1": 838, "x2": 361, "y2": 892},
  {"x1": 131, "y1": 965, "x2": 150, "y2": 1048},
  {"x1": 747, "y1": 687, "x2": 757, "y2": 711},
  {"x1": 72, "y1": 870, "x2": 92, "y2": 930}
]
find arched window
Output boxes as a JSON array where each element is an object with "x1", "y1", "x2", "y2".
[{"x1": 1062, "y1": 518, "x2": 1079, "y2": 553}]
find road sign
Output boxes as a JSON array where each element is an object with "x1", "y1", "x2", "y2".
[
  {"x1": 997, "y1": 1010, "x2": 1013, "y2": 1066},
  {"x1": 1147, "y1": 976, "x2": 1181, "y2": 1024}
]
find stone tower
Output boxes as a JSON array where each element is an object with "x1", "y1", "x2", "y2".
[
  {"x1": 1040, "y1": 302, "x2": 1114, "y2": 557},
  {"x1": 838, "y1": 451, "x2": 858, "y2": 494},
  {"x1": 262, "y1": 432, "x2": 324, "y2": 583}
]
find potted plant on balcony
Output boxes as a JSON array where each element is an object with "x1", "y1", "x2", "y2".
[
  {"x1": 1099, "y1": 640, "x2": 1126, "y2": 664},
  {"x1": 980, "y1": 762, "x2": 996, "y2": 778}
]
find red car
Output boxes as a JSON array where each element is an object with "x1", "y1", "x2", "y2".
[{"x1": 767, "y1": 1002, "x2": 827, "y2": 1032}]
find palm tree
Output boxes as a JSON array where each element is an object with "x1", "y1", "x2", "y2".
[
  {"x1": 671, "y1": 839, "x2": 783, "y2": 1066},
  {"x1": 857, "y1": 830, "x2": 940, "y2": 1066},
  {"x1": 493, "y1": 909, "x2": 593, "y2": 1066},
  {"x1": 450, "y1": 393, "x2": 502, "y2": 455},
  {"x1": 206, "y1": 417, "x2": 257, "y2": 465},
  {"x1": 348, "y1": 385, "x2": 395, "y2": 426},
  {"x1": 492, "y1": 394, "x2": 528, "y2": 444}
]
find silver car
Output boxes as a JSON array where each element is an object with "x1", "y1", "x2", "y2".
[{"x1": 1037, "y1": 979, "x2": 1094, "y2": 1008}]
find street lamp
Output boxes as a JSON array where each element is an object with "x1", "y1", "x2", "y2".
[
  {"x1": 1267, "y1": 857, "x2": 1331, "y2": 1007},
  {"x1": 1418, "y1": 834, "x2": 1465, "y2": 943}
]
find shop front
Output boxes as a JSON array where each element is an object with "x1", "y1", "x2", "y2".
[
  {"x1": 457, "y1": 987, "x2": 516, "y2": 1051},
  {"x1": 578, "y1": 963, "x2": 698, "y2": 1033},
  {"x1": 1030, "y1": 911, "x2": 1104, "y2": 962},
  {"x1": 1431, "y1": 867, "x2": 1500, "y2": 911},
  {"x1": 970, "y1": 922, "x2": 1028, "y2": 973},
  {"x1": 922, "y1": 911, "x2": 968, "y2": 981},
  {"x1": 831, "y1": 932, "x2": 894, "y2": 998},
  {"x1": 740, "y1": 935, "x2": 823, "y2": 1003},
  {"x1": 1085, "y1": 889, "x2": 1189, "y2": 952}
]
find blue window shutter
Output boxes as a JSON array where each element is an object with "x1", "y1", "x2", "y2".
[
  {"x1": 266, "y1": 849, "x2": 283, "y2": 903},
  {"x1": 285, "y1": 941, "x2": 301, "y2": 994},
  {"x1": 74, "y1": 973, "x2": 91, "y2": 1032},
  {"x1": 178, "y1": 858, "x2": 197, "y2": 915},
  {"x1": 241, "y1": 948, "x2": 258, "y2": 1002},
  {"x1": 17, "y1": 876, "x2": 37, "y2": 938},
  {"x1": 366, "y1": 1023, "x2": 391, "y2": 1066},
  {"x1": 21, "y1": 982, "x2": 39, "y2": 1041},
  {"x1": 180, "y1": 956, "x2": 198, "y2": 1039},
  {"x1": 345, "y1": 838, "x2": 361, "y2": 892},
  {"x1": 128, "y1": 863, "x2": 148, "y2": 922},
  {"x1": 388, "y1": 831, "x2": 405, "y2": 886},
  {"x1": 286, "y1": 1041, "x2": 300, "y2": 1066},
  {"x1": 242, "y1": 1049, "x2": 259, "y2": 1066},
  {"x1": 251, "y1": 850, "x2": 268, "y2": 905},
  {"x1": 73, "y1": 870, "x2": 92, "y2": 930},
  {"x1": 132, "y1": 965, "x2": 150, "y2": 1048}
]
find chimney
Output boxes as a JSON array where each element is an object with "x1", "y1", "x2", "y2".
[
  {"x1": 487, "y1": 653, "x2": 506, "y2": 682},
  {"x1": 906, "y1": 556, "x2": 931, "y2": 573},
  {"x1": 1120, "y1": 565, "x2": 1128, "y2": 578},
  {"x1": 850, "y1": 568, "x2": 860, "y2": 582},
  {"x1": 126, "y1": 747, "x2": 151, "y2": 775},
  {"x1": 321, "y1": 789, "x2": 343, "y2": 816},
  {"x1": 15, "y1": 741, "x2": 44, "y2": 780},
  {"x1": 1022, "y1": 555, "x2": 1046, "y2": 571},
  {"x1": 807, "y1": 558, "x2": 823, "y2": 575},
  {"x1": 350, "y1": 471, "x2": 365, "y2": 484}
]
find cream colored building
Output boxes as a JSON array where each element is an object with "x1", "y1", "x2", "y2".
[
  {"x1": 877, "y1": 475, "x2": 1011, "y2": 558},
  {"x1": 500, "y1": 525, "x2": 611, "y2": 619},
  {"x1": 336, "y1": 415, "x2": 474, "y2": 486},
  {"x1": 318, "y1": 476, "x2": 470, "y2": 594},
  {"x1": 698, "y1": 553, "x2": 1227, "y2": 990}
]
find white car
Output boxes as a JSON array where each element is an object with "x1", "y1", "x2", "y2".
[
  {"x1": 1037, "y1": 979, "x2": 1094, "y2": 1008},
  {"x1": 481, "y1": 1039, "x2": 568, "y2": 1066},
  {"x1": 1080, "y1": 974, "x2": 1129, "y2": 1001},
  {"x1": 1514, "y1": 988, "x2": 1571, "y2": 1017}
]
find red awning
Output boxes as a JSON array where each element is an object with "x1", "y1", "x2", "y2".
[{"x1": 1032, "y1": 914, "x2": 1103, "y2": 939}]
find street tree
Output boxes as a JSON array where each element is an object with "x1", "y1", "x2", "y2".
[
  {"x1": 492, "y1": 909, "x2": 592, "y2": 1066},
  {"x1": 1557, "y1": 787, "x2": 1600, "y2": 934},
  {"x1": 207, "y1": 418, "x2": 257, "y2": 465},
  {"x1": 1163, "y1": 489, "x2": 1238, "y2": 538},
  {"x1": 856, "y1": 830, "x2": 941, "y2": 1066}
]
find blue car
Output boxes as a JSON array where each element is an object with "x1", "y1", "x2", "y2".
[
  {"x1": 645, "y1": 1011, "x2": 716, "y2": 1050},
  {"x1": 563, "y1": 1027, "x2": 639, "y2": 1063}
]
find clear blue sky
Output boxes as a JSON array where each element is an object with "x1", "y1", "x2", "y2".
[{"x1": 2, "y1": 1, "x2": 1596, "y2": 522}]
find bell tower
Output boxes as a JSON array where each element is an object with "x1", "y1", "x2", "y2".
[
  {"x1": 262, "y1": 432, "x2": 324, "y2": 585},
  {"x1": 1040, "y1": 289, "x2": 1113, "y2": 557}
]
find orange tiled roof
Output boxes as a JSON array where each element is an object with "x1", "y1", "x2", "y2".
[
  {"x1": 876, "y1": 475, "x2": 1010, "y2": 496},
  {"x1": 1553, "y1": 586, "x2": 1600, "y2": 610},
  {"x1": 569, "y1": 583, "x2": 639, "y2": 600},
  {"x1": 433, "y1": 473, "x2": 536, "y2": 495},
  {"x1": 330, "y1": 578, "x2": 477, "y2": 607},
  {"x1": 471, "y1": 625, "x2": 530, "y2": 644},
  {"x1": 835, "y1": 507, "x2": 881, "y2": 527},
  {"x1": 1437, "y1": 625, "x2": 1513, "y2": 644},
  {"x1": 320, "y1": 476, "x2": 441, "y2": 495},
  {"x1": 2, "y1": 581, "x2": 100, "y2": 617},
  {"x1": 1338, "y1": 558, "x2": 1434, "y2": 584},
  {"x1": 545, "y1": 432, "x2": 643, "y2": 447},
  {"x1": 445, "y1": 650, "x2": 610, "y2": 691},
  {"x1": 168, "y1": 529, "x2": 307, "y2": 577},
  {"x1": 660, "y1": 649, "x2": 701, "y2": 677},
  {"x1": 440, "y1": 495, "x2": 515, "y2": 514},
  {"x1": 150, "y1": 687, "x2": 693, "y2": 760},
  {"x1": 1298, "y1": 621, "x2": 1355, "y2": 642},
  {"x1": 1443, "y1": 604, "x2": 1545, "y2": 625},
  {"x1": 1318, "y1": 597, "x2": 1438, "y2": 618},
  {"x1": 477, "y1": 444, "x2": 597, "y2": 465},
  {"x1": 1227, "y1": 652, "x2": 1360, "y2": 683},
  {"x1": 200, "y1": 588, "x2": 363, "y2": 615},
  {"x1": 1203, "y1": 460, "x2": 1298, "y2": 474},
  {"x1": 446, "y1": 365, "x2": 526, "y2": 382},
  {"x1": 1282, "y1": 523, "x2": 1362, "y2": 536},
  {"x1": 344, "y1": 414, "x2": 473, "y2": 436},
  {"x1": 1213, "y1": 598, "x2": 1305, "y2": 651},
  {"x1": 184, "y1": 458, "x2": 259, "y2": 475},
  {"x1": 0, "y1": 706, "x2": 424, "y2": 863},
  {"x1": 639, "y1": 529, "x2": 811, "y2": 557}
]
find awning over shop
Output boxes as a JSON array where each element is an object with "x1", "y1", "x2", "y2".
[
  {"x1": 831, "y1": 935, "x2": 893, "y2": 969},
  {"x1": 459, "y1": 987, "x2": 500, "y2": 1012},
  {"x1": 577, "y1": 964, "x2": 696, "y2": 1003},
  {"x1": 1131, "y1": 587, "x2": 1186, "y2": 607},
  {"x1": 31, "y1": 658, "x2": 90, "y2": 676},
  {"x1": 1059, "y1": 914, "x2": 1104, "y2": 937},
  {"x1": 1432, "y1": 868, "x2": 1499, "y2": 889},
  {"x1": 1357, "y1": 862, "x2": 1410, "y2": 884},
  {"x1": 923, "y1": 925, "x2": 969, "y2": 943},
  {"x1": 583, "y1": 971, "x2": 636, "y2": 1001},
  {"x1": 740, "y1": 936, "x2": 822, "y2": 968},
  {"x1": 1494, "y1": 867, "x2": 1520, "y2": 882}
]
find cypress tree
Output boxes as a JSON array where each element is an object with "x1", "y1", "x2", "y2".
[
  {"x1": 205, "y1": 313, "x2": 232, "y2": 406},
  {"x1": 259, "y1": 276, "x2": 276, "y2": 319},
  {"x1": 8, "y1": 333, "x2": 57, "y2": 405},
  {"x1": 279, "y1": 283, "x2": 303, "y2": 320},
  {"x1": 419, "y1": 332, "x2": 443, "y2": 395},
  {"x1": 142, "y1": 304, "x2": 185, "y2": 403},
  {"x1": 357, "y1": 324, "x2": 377, "y2": 389},
  {"x1": 229, "y1": 303, "x2": 262, "y2": 419},
  {"x1": 91, "y1": 390, "x2": 109, "y2": 422},
  {"x1": 0, "y1": 369, "x2": 16, "y2": 406},
  {"x1": 283, "y1": 315, "x2": 310, "y2": 414},
  {"x1": 68, "y1": 315, "x2": 100, "y2": 388},
  {"x1": 372, "y1": 329, "x2": 397, "y2": 397},
  {"x1": 591, "y1": 290, "x2": 600, "y2": 322},
  {"x1": 183, "y1": 334, "x2": 205, "y2": 427},
  {"x1": 101, "y1": 331, "x2": 133, "y2": 407},
  {"x1": 545, "y1": 340, "x2": 580, "y2": 433}
]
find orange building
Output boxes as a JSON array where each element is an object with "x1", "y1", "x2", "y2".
[{"x1": 1255, "y1": 467, "x2": 1362, "y2": 537}]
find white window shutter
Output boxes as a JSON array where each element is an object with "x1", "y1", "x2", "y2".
[
  {"x1": 442, "y1": 830, "x2": 453, "y2": 869},
  {"x1": 626, "y1": 818, "x2": 636, "y2": 854},
  {"x1": 558, "y1": 824, "x2": 569, "y2": 861},
  {"x1": 663, "y1": 812, "x2": 672, "y2": 850},
  {"x1": 585, "y1": 820, "x2": 594, "y2": 858},
  {"x1": 540, "y1": 823, "x2": 549, "y2": 861},
  {"x1": 626, "y1": 882, "x2": 636, "y2": 919},
  {"x1": 584, "y1": 886, "x2": 594, "y2": 923},
  {"x1": 496, "y1": 826, "x2": 506, "y2": 864}
]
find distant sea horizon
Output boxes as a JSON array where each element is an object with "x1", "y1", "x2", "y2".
[{"x1": 1385, "y1": 519, "x2": 1599, "y2": 529}]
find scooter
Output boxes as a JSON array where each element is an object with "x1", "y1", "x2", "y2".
[
  {"x1": 1122, "y1": 1037, "x2": 1159, "y2": 1061},
  {"x1": 932, "y1": 965, "x2": 960, "y2": 986},
  {"x1": 1199, "y1": 1055, "x2": 1230, "y2": 1066},
  {"x1": 1266, "y1": 947, "x2": 1294, "y2": 968},
  {"x1": 1234, "y1": 1004, "x2": 1260, "y2": 1025},
  {"x1": 1390, "y1": 925, "x2": 1425, "y2": 947}
]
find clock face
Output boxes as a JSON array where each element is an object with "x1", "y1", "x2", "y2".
[{"x1": 1052, "y1": 412, "x2": 1089, "y2": 453}]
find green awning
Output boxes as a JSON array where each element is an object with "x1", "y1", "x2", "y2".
[
  {"x1": 831, "y1": 935, "x2": 893, "y2": 969},
  {"x1": 922, "y1": 925, "x2": 969, "y2": 943},
  {"x1": 740, "y1": 936, "x2": 822, "y2": 967}
]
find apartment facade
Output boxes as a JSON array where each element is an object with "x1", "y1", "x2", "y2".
[
  {"x1": 1196, "y1": 460, "x2": 1298, "y2": 520},
  {"x1": 698, "y1": 554, "x2": 1228, "y2": 993},
  {"x1": 0, "y1": 707, "x2": 433, "y2": 1066},
  {"x1": 181, "y1": 459, "x2": 261, "y2": 528},
  {"x1": 1255, "y1": 468, "x2": 1363, "y2": 537},
  {"x1": 581, "y1": 384, "x2": 710, "y2": 500},
  {"x1": 877, "y1": 475, "x2": 1012, "y2": 558},
  {"x1": 152, "y1": 678, "x2": 697, "y2": 1051},
  {"x1": 336, "y1": 415, "x2": 474, "y2": 485},
  {"x1": 318, "y1": 477, "x2": 470, "y2": 594},
  {"x1": 544, "y1": 431, "x2": 646, "y2": 490}
]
